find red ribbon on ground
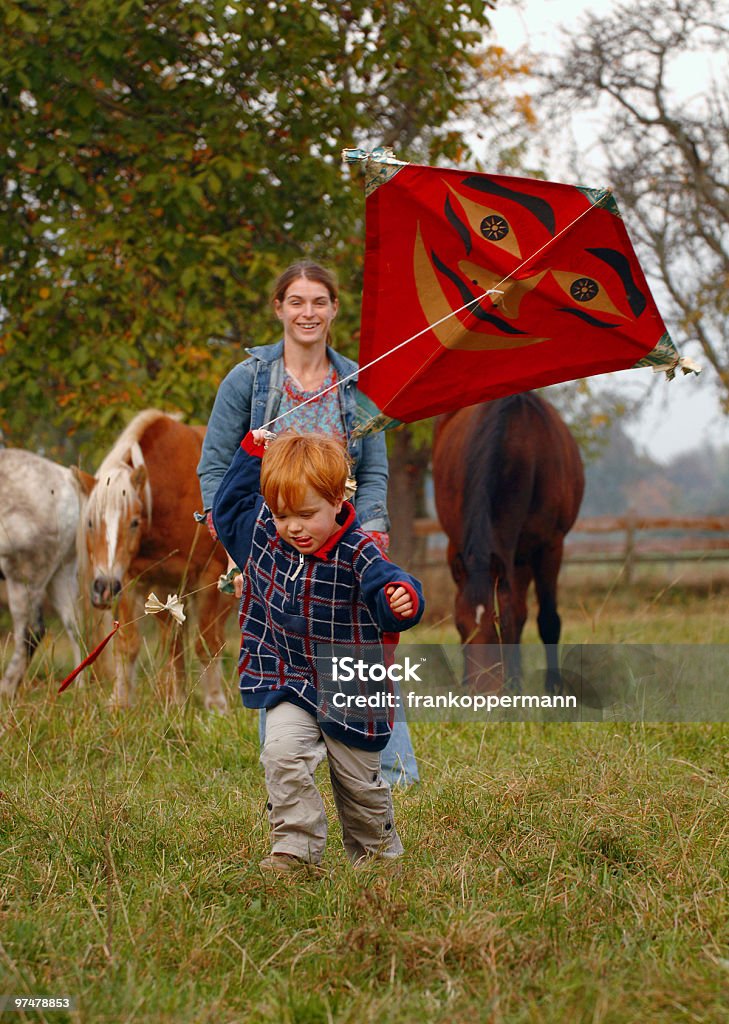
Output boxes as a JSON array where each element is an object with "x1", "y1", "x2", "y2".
[{"x1": 57, "y1": 621, "x2": 120, "y2": 693}]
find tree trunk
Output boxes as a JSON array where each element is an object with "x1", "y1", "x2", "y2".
[{"x1": 387, "y1": 426, "x2": 430, "y2": 570}]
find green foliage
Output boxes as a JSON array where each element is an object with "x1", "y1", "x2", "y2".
[{"x1": 0, "y1": 0, "x2": 534, "y2": 462}]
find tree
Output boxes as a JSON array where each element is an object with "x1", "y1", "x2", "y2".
[
  {"x1": 0, "y1": 0, "x2": 534, "y2": 461},
  {"x1": 579, "y1": 419, "x2": 661, "y2": 516},
  {"x1": 543, "y1": 0, "x2": 729, "y2": 408}
]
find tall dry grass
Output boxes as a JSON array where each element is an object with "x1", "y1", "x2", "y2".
[{"x1": 1, "y1": 584, "x2": 728, "y2": 1022}]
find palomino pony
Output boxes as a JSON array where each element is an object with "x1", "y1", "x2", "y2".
[
  {"x1": 0, "y1": 449, "x2": 87, "y2": 698},
  {"x1": 432, "y1": 393, "x2": 584, "y2": 691},
  {"x1": 79, "y1": 410, "x2": 230, "y2": 710}
]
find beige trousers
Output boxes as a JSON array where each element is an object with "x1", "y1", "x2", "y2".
[{"x1": 260, "y1": 701, "x2": 404, "y2": 864}]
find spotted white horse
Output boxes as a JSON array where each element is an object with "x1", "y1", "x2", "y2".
[{"x1": 0, "y1": 449, "x2": 87, "y2": 697}]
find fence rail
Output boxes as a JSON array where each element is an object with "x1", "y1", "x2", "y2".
[{"x1": 412, "y1": 514, "x2": 729, "y2": 582}]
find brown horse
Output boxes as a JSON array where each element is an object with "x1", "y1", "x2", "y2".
[
  {"x1": 432, "y1": 393, "x2": 584, "y2": 691},
  {"x1": 79, "y1": 410, "x2": 230, "y2": 710}
]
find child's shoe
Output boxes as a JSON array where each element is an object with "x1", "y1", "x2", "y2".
[
  {"x1": 259, "y1": 852, "x2": 327, "y2": 877},
  {"x1": 259, "y1": 852, "x2": 304, "y2": 873}
]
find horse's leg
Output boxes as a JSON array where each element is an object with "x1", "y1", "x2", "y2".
[
  {"x1": 110, "y1": 593, "x2": 140, "y2": 708},
  {"x1": 0, "y1": 573, "x2": 45, "y2": 698},
  {"x1": 532, "y1": 541, "x2": 565, "y2": 694},
  {"x1": 507, "y1": 564, "x2": 533, "y2": 691},
  {"x1": 47, "y1": 557, "x2": 83, "y2": 686},
  {"x1": 194, "y1": 587, "x2": 229, "y2": 713}
]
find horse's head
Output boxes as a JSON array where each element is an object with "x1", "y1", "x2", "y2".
[
  {"x1": 79, "y1": 461, "x2": 150, "y2": 608},
  {"x1": 450, "y1": 550, "x2": 516, "y2": 691}
]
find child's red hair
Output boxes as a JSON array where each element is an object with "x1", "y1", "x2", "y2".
[{"x1": 260, "y1": 432, "x2": 349, "y2": 512}]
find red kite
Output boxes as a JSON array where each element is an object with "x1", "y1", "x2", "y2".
[{"x1": 344, "y1": 148, "x2": 695, "y2": 434}]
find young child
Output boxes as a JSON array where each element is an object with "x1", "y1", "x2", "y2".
[{"x1": 212, "y1": 429, "x2": 424, "y2": 872}]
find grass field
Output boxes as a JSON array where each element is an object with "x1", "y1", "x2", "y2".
[{"x1": 1, "y1": 582, "x2": 728, "y2": 1023}]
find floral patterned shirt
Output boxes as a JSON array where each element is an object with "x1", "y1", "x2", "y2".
[{"x1": 277, "y1": 365, "x2": 346, "y2": 443}]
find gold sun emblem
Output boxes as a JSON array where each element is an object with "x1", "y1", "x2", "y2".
[
  {"x1": 480, "y1": 215, "x2": 509, "y2": 242},
  {"x1": 570, "y1": 277, "x2": 599, "y2": 302}
]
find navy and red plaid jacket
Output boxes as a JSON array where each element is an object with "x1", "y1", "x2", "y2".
[{"x1": 212, "y1": 434, "x2": 424, "y2": 750}]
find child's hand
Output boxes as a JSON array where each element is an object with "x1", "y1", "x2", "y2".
[
  {"x1": 218, "y1": 555, "x2": 243, "y2": 598},
  {"x1": 386, "y1": 585, "x2": 414, "y2": 618},
  {"x1": 251, "y1": 428, "x2": 269, "y2": 447}
]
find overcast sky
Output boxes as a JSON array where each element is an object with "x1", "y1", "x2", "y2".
[{"x1": 487, "y1": 0, "x2": 729, "y2": 464}]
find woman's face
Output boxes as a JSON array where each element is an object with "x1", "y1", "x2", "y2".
[{"x1": 274, "y1": 276, "x2": 338, "y2": 348}]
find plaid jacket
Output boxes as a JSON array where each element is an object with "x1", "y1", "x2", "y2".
[{"x1": 212, "y1": 434, "x2": 424, "y2": 750}]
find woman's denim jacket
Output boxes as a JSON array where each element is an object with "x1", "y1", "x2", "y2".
[{"x1": 197, "y1": 340, "x2": 390, "y2": 532}]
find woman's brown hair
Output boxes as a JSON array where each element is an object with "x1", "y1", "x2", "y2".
[{"x1": 270, "y1": 261, "x2": 339, "y2": 306}]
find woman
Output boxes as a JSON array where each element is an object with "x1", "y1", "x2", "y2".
[{"x1": 197, "y1": 261, "x2": 419, "y2": 786}]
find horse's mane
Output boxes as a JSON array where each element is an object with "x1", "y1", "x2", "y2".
[
  {"x1": 96, "y1": 409, "x2": 182, "y2": 478},
  {"x1": 93, "y1": 409, "x2": 183, "y2": 525}
]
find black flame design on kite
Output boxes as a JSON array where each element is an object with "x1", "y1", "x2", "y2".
[{"x1": 415, "y1": 176, "x2": 650, "y2": 351}]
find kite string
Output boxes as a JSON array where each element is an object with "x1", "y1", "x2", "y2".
[
  {"x1": 57, "y1": 577, "x2": 225, "y2": 693},
  {"x1": 261, "y1": 287, "x2": 501, "y2": 430},
  {"x1": 262, "y1": 193, "x2": 609, "y2": 432}
]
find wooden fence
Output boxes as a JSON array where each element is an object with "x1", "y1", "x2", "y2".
[{"x1": 412, "y1": 514, "x2": 729, "y2": 583}]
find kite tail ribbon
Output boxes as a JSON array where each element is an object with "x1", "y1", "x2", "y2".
[
  {"x1": 57, "y1": 621, "x2": 120, "y2": 694},
  {"x1": 678, "y1": 356, "x2": 702, "y2": 376}
]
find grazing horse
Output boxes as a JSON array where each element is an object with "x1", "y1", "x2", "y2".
[
  {"x1": 0, "y1": 449, "x2": 87, "y2": 697},
  {"x1": 432, "y1": 393, "x2": 584, "y2": 691},
  {"x1": 79, "y1": 410, "x2": 230, "y2": 710}
]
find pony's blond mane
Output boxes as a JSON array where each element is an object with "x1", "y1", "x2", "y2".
[
  {"x1": 87, "y1": 464, "x2": 139, "y2": 518},
  {"x1": 96, "y1": 409, "x2": 182, "y2": 478}
]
